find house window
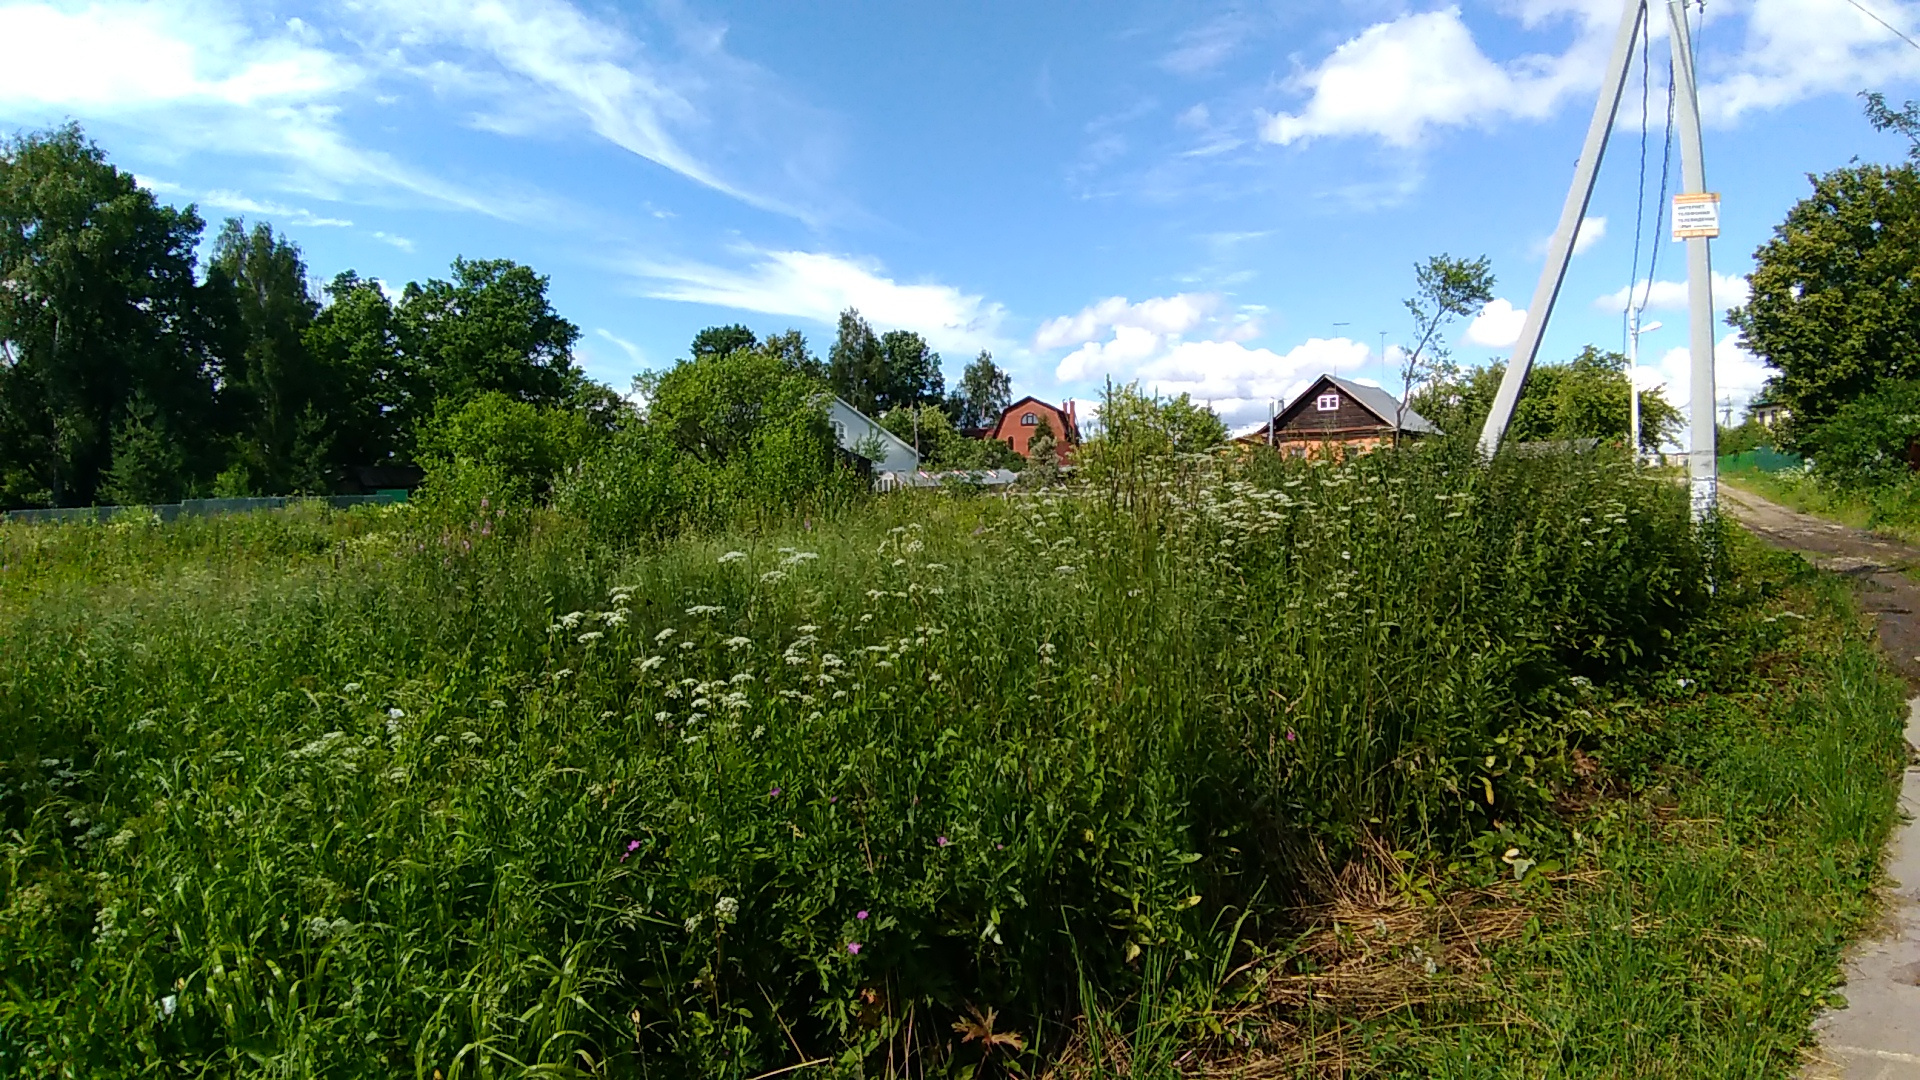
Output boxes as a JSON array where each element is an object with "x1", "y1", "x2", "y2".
[
  {"x1": 831, "y1": 420, "x2": 847, "y2": 441},
  {"x1": 1021, "y1": 412, "x2": 1038, "y2": 426},
  {"x1": 1316, "y1": 393, "x2": 1341, "y2": 411}
]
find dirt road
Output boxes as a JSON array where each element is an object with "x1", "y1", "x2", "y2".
[
  {"x1": 1721, "y1": 484, "x2": 1920, "y2": 1079},
  {"x1": 1722, "y1": 483, "x2": 1920, "y2": 688}
]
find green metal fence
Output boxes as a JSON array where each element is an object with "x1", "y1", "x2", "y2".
[
  {"x1": 1, "y1": 492, "x2": 406, "y2": 525},
  {"x1": 1719, "y1": 447, "x2": 1804, "y2": 474}
]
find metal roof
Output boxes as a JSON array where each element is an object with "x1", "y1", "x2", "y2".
[{"x1": 1308, "y1": 375, "x2": 1440, "y2": 435}]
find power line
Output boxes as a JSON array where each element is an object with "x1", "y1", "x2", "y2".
[
  {"x1": 1841, "y1": 0, "x2": 1920, "y2": 53},
  {"x1": 1624, "y1": 2, "x2": 1653, "y2": 356}
]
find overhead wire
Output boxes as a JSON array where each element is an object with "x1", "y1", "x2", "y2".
[
  {"x1": 1840, "y1": 0, "x2": 1920, "y2": 53},
  {"x1": 1623, "y1": 1, "x2": 1653, "y2": 356}
]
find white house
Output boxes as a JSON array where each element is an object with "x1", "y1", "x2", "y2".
[{"x1": 829, "y1": 397, "x2": 920, "y2": 479}]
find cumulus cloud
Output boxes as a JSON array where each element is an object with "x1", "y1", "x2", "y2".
[
  {"x1": 1035, "y1": 294, "x2": 1250, "y2": 351},
  {"x1": 1037, "y1": 292, "x2": 1373, "y2": 427},
  {"x1": 1573, "y1": 215, "x2": 1606, "y2": 255},
  {"x1": 1594, "y1": 271, "x2": 1751, "y2": 313},
  {"x1": 1262, "y1": 0, "x2": 1920, "y2": 151},
  {"x1": 634, "y1": 249, "x2": 1008, "y2": 357},
  {"x1": 1705, "y1": 0, "x2": 1920, "y2": 123},
  {"x1": 1641, "y1": 333, "x2": 1773, "y2": 444},
  {"x1": 1260, "y1": 7, "x2": 1609, "y2": 147},
  {"x1": 1464, "y1": 298, "x2": 1528, "y2": 348}
]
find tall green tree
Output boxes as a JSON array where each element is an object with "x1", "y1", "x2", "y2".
[
  {"x1": 1727, "y1": 161, "x2": 1920, "y2": 447},
  {"x1": 303, "y1": 271, "x2": 412, "y2": 467},
  {"x1": 948, "y1": 350, "x2": 1012, "y2": 428},
  {"x1": 0, "y1": 124, "x2": 227, "y2": 506},
  {"x1": 690, "y1": 324, "x2": 758, "y2": 359},
  {"x1": 207, "y1": 218, "x2": 324, "y2": 492},
  {"x1": 828, "y1": 309, "x2": 943, "y2": 415},
  {"x1": 398, "y1": 257, "x2": 585, "y2": 416}
]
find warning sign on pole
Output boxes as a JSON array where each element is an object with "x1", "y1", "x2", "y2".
[{"x1": 1672, "y1": 193, "x2": 1721, "y2": 239}]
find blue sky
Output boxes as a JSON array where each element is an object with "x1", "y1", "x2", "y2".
[{"x1": 2, "y1": 0, "x2": 1917, "y2": 440}]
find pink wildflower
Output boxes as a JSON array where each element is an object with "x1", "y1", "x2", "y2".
[{"x1": 847, "y1": 941, "x2": 862, "y2": 955}]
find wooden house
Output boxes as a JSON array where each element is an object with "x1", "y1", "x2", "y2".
[
  {"x1": 1238, "y1": 374, "x2": 1437, "y2": 455},
  {"x1": 986, "y1": 396, "x2": 1081, "y2": 461}
]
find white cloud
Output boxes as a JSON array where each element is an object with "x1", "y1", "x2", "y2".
[
  {"x1": 1573, "y1": 215, "x2": 1606, "y2": 255},
  {"x1": 371, "y1": 231, "x2": 416, "y2": 251},
  {"x1": 595, "y1": 328, "x2": 646, "y2": 366},
  {"x1": 634, "y1": 249, "x2": 1008, "y2": 357},
  {"x1": 1035, "y1": 294, "x2": 1240, "y2": 350},
  {"x1": 1594, "y1": 271, "x2": 1752, "y2": 313},
  {"x1": 358, "y1": 0, "x2": 839, "y2": 221},
  {"x1": 0, "y1": 0, "x2": 833, "y2": 225},
  {"x1": 1464, "y1": 298, "x2": 1528, "y2": 348},
  {"x1": 1261, "y1": 7, "x2": 1608, "y2": 147},
  {"x1": 0, "y1": 3, "x2": 353, "y2": 110},
  {"x1": 195, "y1": 188, "x2": 352, "y2": 228},
  {"x1": 1705, "y1": 0, "x2": 1920, "y2": 123},
  {"x1": 1644, "y1": 333, "x2": 1773, "y2": 440},
  {"x1": 1160, "y1": 15, "x2": 1250, "y2": 77},
  {"x1": 1261, "y1": 0, "x2": 1920, "y2": 152},
  {"x1": 1037, "y1": 290, "x2": 1375, "y2": 426}
]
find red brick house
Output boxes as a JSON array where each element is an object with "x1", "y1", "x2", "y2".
[
  {"x1": 987, "y1": 397, "x2": 1081, "y2": 461},
  {"x1": 1237, "y1": 374, "x2": 1437, "y2": 456}
]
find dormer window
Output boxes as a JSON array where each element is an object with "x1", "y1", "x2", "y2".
[
  {"x1": 1021, "y1": 412, "x2": 1038, "y2": 425},
  {"x1": 1316, "y1": 393, "x2": 1341, "y2": 412}
]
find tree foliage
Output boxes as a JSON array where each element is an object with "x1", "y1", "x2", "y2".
[
  {"x1": 0, "y1": 124, "x2": 227, "y2": 506},
  {"x1": 828, "y1": 308, "x2": 944, "y2": 416},
  {"x1": 1727, "y1": 161, "x2": 1920, "y2": 449},
  {"x1": 1412, "y1": 347, "x2": 1681, "y2": 451},
  {"x1": 948, "y1": 351, "x2": 1012, "y2": 429},
  {"x1": 878, "y1": 403, "x2": 1023, "y2": 470},
  {"x1": 1091, "y1": 382, "x2": 1228, "y2": 455},
  {"x1": 1399, "y1": 254, "x2": 1495, "y2": 418},
  {"x1": 1800, "y1": 378, "x2": 1920, "y2": 487}
]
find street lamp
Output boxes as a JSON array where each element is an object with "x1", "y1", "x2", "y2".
[{"x1": 1629, "y1": 314, "x2": 1662, "y2": 462}]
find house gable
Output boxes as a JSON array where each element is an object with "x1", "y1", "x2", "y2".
[
  {"x1": 986, "y1": 396, "x2": 1080, "y2": 459},
  {"x1": 1271, "y1": 376, "x2": 1394, "y2": 437}
]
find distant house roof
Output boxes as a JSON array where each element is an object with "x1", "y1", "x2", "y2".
[
  {"x1": 1240, "y1": 374, "x2": 1439, "y2": 445},
  {"x1": 1311, "y1": 375, "x2": 1438, "y2": 435},
  {"x1": 830, "y1": 397, "x2": 920, "y2": 474}
]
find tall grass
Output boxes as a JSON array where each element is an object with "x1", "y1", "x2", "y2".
[{"x1": 2, "y1": 443, "x2": 1716, "y2": 1075}]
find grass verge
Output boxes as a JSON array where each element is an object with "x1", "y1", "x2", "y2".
[{"x1": 1081, "y1": 537, "x2": 1907, "y2": 1078}]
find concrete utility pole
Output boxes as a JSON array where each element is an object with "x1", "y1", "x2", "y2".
[
  {"x1": 1478, "y1": 0, "x2": 1644, "y2": 457},
  {"x1": 1668, "y1": 0, "x2": 1717, "y2": 520},
  {"x1": 1629, "y1": 315, "x2": 1662, "y2": 460}
]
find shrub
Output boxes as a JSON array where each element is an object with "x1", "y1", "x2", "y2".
[{"x1": 1804, "y1": 379, "x2": 1920, "y2": 488}]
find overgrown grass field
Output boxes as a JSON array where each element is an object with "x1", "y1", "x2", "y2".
[{"x1": 0, "y1": 446, "x2": 1904, "y2": 1077}]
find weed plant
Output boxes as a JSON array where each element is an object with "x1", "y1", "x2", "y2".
[{"x1": 2, "y1": 443, "x2": 1722, "y2": 1075}]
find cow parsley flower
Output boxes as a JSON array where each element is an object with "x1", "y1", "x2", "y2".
[
  {"x1": 714, "y1": 896, "x2": 739, "y2": 924},
  {"x1": 687, "y1": 605, "x2": 724, "y2": 617},
  {"x1": 719, "y1": 550, "x2": 747, "y2": 563},
  {"x1": 655, "y1": 628, "x2": 676, "y2": 643}
]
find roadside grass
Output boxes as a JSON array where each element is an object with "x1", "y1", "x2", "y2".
[
  {"x1": 0, "y1": 448, "x2": 1904, "y2": 1077},
  {"x1": 1068, "y1": 538, "x2": 1906, "y2": 1078},
  {"x1": 1723, "y1": 465, "x2": 1920, "y2": 546}
]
